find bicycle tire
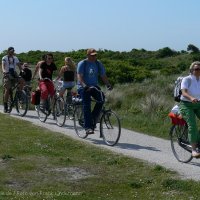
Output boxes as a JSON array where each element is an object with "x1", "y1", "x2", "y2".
[
  {"x1": 73, "y1": 104, "x2": 88, "y2": 138},
  {"x1": 170, "y1": 125, "x2": 193, "y2": 163},
  {"x1": 15, "y1": 90, "x2": 28, "y2": 117},
  {"x1": 100, "y1": 110, "x2": 121, "y2": 146},
  {"x1": 36, "y1": 104, "x2": 48, "y2": 123},
  {"x1": 54, "y1": 97, "x2": 66, "y2": 127}
]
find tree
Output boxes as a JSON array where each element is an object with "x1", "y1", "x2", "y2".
[
  {"x1": 187, "y1": 44, "x2": 199, "y2": 53},
  {"x1": 156, "y1": 47, "x2": 177, "y2": 58}
]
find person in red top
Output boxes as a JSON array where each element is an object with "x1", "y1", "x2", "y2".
[{"x1": 38, "y1": 53, "x2": 57, "y2": 107}]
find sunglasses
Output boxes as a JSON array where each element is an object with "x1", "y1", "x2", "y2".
[{"x1": 194, "y1": 68, "x2": 200, "y2": 71}]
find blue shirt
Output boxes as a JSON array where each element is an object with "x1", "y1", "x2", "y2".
[{"x1": 77, "y1": 59, "x2": 106, "y2": 88}]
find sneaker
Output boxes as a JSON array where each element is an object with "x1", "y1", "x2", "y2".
[
  {"x1": 192, "y1": 150, "x2": 200, "y2": 158},
  {"x1": 86, "y1": 129, "x2": 94, "y2": 135}
]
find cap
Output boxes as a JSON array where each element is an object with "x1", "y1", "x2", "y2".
[
  {"x1": 87, "y1": 48, "x2": 97, "y2": 56},
  {"x1": 8, "y1": 47, "x2": 15, "y2": 52}
]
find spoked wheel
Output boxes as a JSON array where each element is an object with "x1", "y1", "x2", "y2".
[
  {"x1": 54, "y1": 97, "x2": 66, "y2": 127},
  {"x1": 36, "y1": 103, "x2": 48, "y2": 123},
  {"x1": 170, "y1": 125, "x2": 193, "y2": 163},
  {"x1": 74, "y1": 104, "x2": 88, "y2": 138},
  {"x1": 15, "y1": 90, "x2": 28, "y2": 117},
  {"x1": 100, "y1": 110, "x2": 121, "y2": 146}
]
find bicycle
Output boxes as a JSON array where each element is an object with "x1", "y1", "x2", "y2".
[
  {"x1": 23, "y1": 84, "x2": 32, "y2": 100},
  {"x1": 169, "y1": 112, "x2": 193, "y2": 163},
  {"x1": 53, "y1": 80, "x2": 67, "y2": 127},
  {"x1": 35, "y1": 78, "x2": 66, "y2": 126},
  {"x1": 2, "y1": 76, "x2": 28, "y2": 117},
  {"x1": 53, "y1": 80, "x2": 78, "y2": 126},
  {"x1": 73, "y1": 87, "x2": 121, "y2": 146}
]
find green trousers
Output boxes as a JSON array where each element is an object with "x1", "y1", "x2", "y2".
[{"x1": 179, "y1": 101, "x2": 200, "y2": 143}]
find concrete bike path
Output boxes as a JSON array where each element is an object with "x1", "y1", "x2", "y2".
[{"x1": 1, "y1": 105, "x2": 200, "y2": 181}]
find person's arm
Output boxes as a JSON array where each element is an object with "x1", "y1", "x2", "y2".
[
  {"x1": 55, "y1": 66, "x2": 64, "y2": 80},
  {"x1": 77, "y1": 73, "x2": 87, "y2": 88},
  {"x1": 2, "y1": 59, "x2": 6, "y2": 73},
  {"x1": 101, "y1": 74, "x2": 112, "y2": 90},
  {"x1": 32, "y1": 63, "x2": 39, "y2": 79},
  {"x1": 181, "y1": 89, "x2": 198, "y2": 103},
  {"x1": 17, "y1": 61, "x2": 22, "y2": 71},
  {"x1": 38, "y1": 65, "x2": 43, "y2": 80},
  {"x1": 32, "y1": 61, "x2": 45, "y2": 79}
]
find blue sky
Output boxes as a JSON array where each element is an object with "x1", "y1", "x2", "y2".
[{"x1": 1, "y1": 0, "x2": 200, "y2": 53}]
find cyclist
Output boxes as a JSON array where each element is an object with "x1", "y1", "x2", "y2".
[
  {"x1": 77, "y1": 48, "x2": 112, "y2": 135},
  {"x1": 20, "y1": 63, "x2": 32, "y2": 86},
  {"x1": 2, "y1": 47, "x2": 24, "y2": 113},
  {"x1": 55, "y1": 57, "x2": 76, "y2": 103},
  {"x1": 179, "y1": 61, "x2": 200, "y2": 158},
  {"x1": 38, "y1": 53, "x2": 57, "y2": 110}
]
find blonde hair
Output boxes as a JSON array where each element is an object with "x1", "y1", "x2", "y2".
[
  {"x1": 190, "y1": 61, "x2": 200, "y2": 73},
  {"x1": 64, "y1": 57, "x2": 75, "y2": 70}
]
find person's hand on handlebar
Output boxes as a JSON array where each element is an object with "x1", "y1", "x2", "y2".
[
  {"x1": 191, "y1": 97, "x2": 199, "y2": 103},
  {"x1": 106, "y1": 84, "x2": 113, "y2": 91}
]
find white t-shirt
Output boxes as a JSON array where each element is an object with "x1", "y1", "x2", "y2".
[
  {"x1": 180, "y1": 75, "x2": 200, "y2": 102},
  {"x1": 2, "y1": 55, "x2": 19, "y2": 73}
]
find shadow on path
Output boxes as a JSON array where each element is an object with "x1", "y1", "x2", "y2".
[{"x1": 87, "y1": 138, "x2": 161, "y2": 152}]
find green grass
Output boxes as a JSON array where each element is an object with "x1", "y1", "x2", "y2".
[
  {"x1": 0, "y1": 114, "x2": 200, "y2": 200},
  {"x1": 105, "y1": 75, "x2": 179, "y2": 139},
  {"x1": 1, "y1": 113, "x2": 200, "y2": 200}
]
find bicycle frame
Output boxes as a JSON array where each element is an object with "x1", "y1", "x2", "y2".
[
  {"x1": 4, "y1": 80, "x2": 28, "y2": 116},
  {"x1": 73, "y1": 86, "x2": 121, "y2": 146}
]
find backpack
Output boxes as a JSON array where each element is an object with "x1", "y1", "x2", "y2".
[{"x1": 174, "y1": 76, "x2": 191, "y2": 102}]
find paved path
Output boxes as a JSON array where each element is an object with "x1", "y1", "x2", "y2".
[{"x1": 1, "y1": 106, "x2": 200, "y2": 181}]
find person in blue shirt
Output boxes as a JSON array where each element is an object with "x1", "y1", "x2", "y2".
[{"x1": 77, "y1": 48, "x2": 112, "y2": 134}]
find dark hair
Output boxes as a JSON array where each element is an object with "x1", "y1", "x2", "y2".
[
  {"x1": 45, "y1": 53, "x2": 54, "y2": 61},
  {"x1": 7, "y1": 47, "x2": 14, "y2": 52}
]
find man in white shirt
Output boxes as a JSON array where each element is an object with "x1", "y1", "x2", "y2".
[{"x1": 2, "y1": 47, "x2": 23, "y2": 113}]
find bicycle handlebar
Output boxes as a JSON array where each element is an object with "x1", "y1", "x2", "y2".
[{"x1": 40, "y1": 77, "x2": 52, "y2": 82}]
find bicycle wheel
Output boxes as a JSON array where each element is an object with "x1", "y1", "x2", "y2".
[
  {"x1": 100, "y1": 110, "x2": 121, "y2": 146},
  {"x1": 54, "y1": 97, "x2": 66, "y2": 127},
  {"x1": 170, "y1": 125, "x2": 193, "y2": 163},
  {"x1": 15, "y1": 90, "x2": 28, "y2": 117},
  {"x1": 36, "y1": 103, "x2": 48, "y2": 123},
  {"x1": 73, "y1": 104, "x2": 87, "y2": 138}
]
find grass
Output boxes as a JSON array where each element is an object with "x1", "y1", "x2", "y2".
[
  {"x1": 1, "y1": 113, "x2": 200, "y2": 200},
  {"x1": 105, "y1": 75, "x2": 179, "y2": 139}
]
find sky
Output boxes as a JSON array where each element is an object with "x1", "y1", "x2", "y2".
[{"x1": 0, "y1": 0, "x2": 200, "y2": 53}]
